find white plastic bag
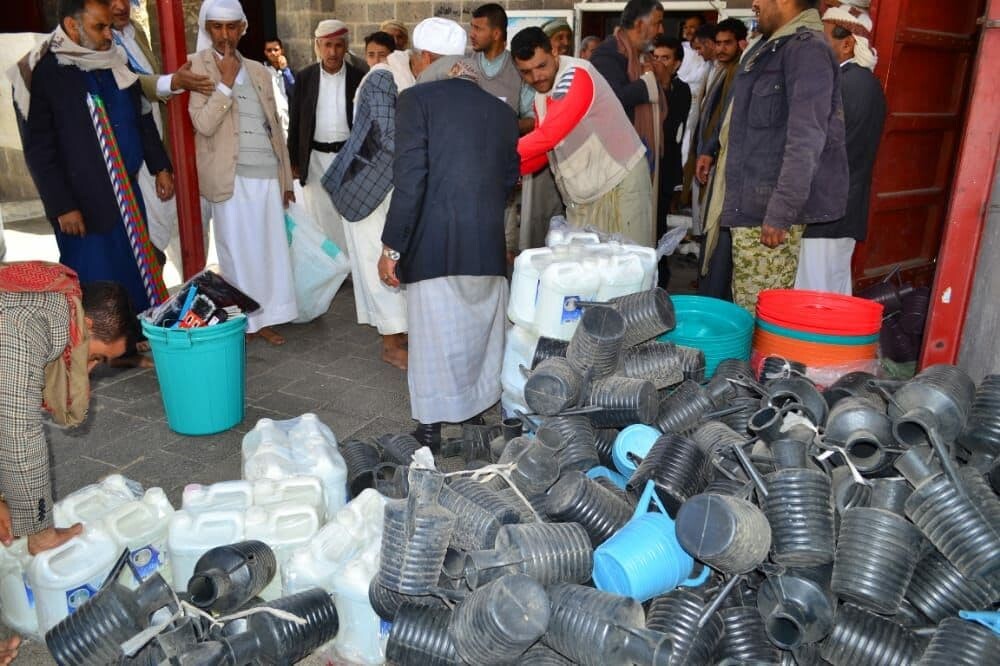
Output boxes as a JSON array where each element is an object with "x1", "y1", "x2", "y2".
[{"x1": 284, "y1": 201, "x2": 350, "y2": 323}]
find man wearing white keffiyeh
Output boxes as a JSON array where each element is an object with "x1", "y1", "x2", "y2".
[{"x1": 795, "y1": 5, "x2": 886, "y2": 294}]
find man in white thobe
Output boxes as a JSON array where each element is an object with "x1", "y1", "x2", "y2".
[
  {"x1": 188, "y1": 0, "x2": 298, "y2": 344},
  {"x1": 109, "y1": 0, "x2": 215, "y2": 275},
  {"x1": 286, "y1": 20, "x2": 365, "y2": 259}
]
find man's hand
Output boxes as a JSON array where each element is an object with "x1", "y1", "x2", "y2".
[
  {"x1": 0, "y1": 500, "x2": 12, "y2": 547},
  {"x1": 170, "y1": 61, "x2": 215, "y2": 96},
  {"x1": 283, "y1": 190, "x2": 295, "y2": 209},
  {"x1": 761, "y1": 223, "x2": 788, "y2": 249},
  {"x1": 649, "y1": 59, "x2": 671, "y2": 88},
  {"x1": 57, "y1": 210, "x2": 86, "y2": 236},
  {"x1": 695, "y1": 155, "x2": 714, "y2": 185},
  {"x1": 27, "y1": 524, "x2": 83, "y2": 555},
  {"x1": 219, "y1": 43, "x2": 240, "y2": 89},
  {"x1": 292, "y1": 165, "x2": 301, "y2": 180},
  {"x1": 0, "y1": 635, "x2": 20, "y2": 666},
  {"x1": 277, "y1": 55, "x2": 288, "y2": 70},
  {"x1": 378, "y1": 255, "x2": 400, "y2": 289},
  {"x1": 155, "y1": 170, "x2": 174, "y2": 201}
]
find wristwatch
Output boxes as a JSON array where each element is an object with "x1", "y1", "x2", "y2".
[{"x1": 381, "y1": 248, "x2": 401, "y2": 261}]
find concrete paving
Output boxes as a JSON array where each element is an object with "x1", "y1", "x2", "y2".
[{"x1": 2, "y1": 208, "x2": 700, "y2": 663}]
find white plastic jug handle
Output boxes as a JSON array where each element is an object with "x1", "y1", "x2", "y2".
[
  {"x1": 193, "y1": 512, "x2": 242, "y2": 537},
  {"x1": 35, "y1": 536, "x2": 84, "y2": 578},
  {"x1": 270, "y1": 505, "x2": 320, "y2": 533}
]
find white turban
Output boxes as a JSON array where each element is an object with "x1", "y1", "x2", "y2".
[
  {"x1": 822, "y1": 6, "x2": 878, "y2": 71},
  {"x1": 197, "y1": 0, "x2": 248, "y2": 52},
  {"x1": 839, "y1": 0, "x2": 871, "y2": 8},
  {"x1": 315, "y1": 19, "x2": 349, "y2": 40},
  {"x1": 412, "y1": 17, "x2": 467, "y2": 57}
]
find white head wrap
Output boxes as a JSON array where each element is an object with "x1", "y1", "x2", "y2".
[
  {"x1": 315, "y1": 19, "x2": 349, "y2": 40},
  {"x1": 197, "y1": 0, "x2": 248, "y2": 52},
  {"x1": 412, "y1": 17, "x2": 467, "y2": 57},
  {"x1": 839, "y1": 0, "x2": 871, "y2": 8},
  {"x1": 822, "y1": 6, "x2": 877, "y2": 71}
]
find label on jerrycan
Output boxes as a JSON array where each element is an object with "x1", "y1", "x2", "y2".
[
  {"x1": 561, "y1": 296, "x2": 583, "y2": 323},
  {"x1": 65, "y1": 579, "x2": 102, "y2": 614},
  {"x1": 130, "y1": 544, "x2": 164, "y2": 583}
]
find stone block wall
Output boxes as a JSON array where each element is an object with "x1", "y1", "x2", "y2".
[{"x1": 329, "y1": 0, "x2": 573, "y2": 52}]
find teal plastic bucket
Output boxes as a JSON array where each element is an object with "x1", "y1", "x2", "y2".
[
  {"x1": 141, "y1": 315, "x2": 247, "y2": 435},
  {"x1": 658, "y1": 296, "x2": 754, "y2": 378}
]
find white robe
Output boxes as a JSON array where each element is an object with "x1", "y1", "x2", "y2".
[
  {"x1": 204, "y1": 175, "x2": 298, "y2": 332},
  {"x1": 795, "y1": 238, "x2": 856, "y2": 295},
  {"x1": 341, "y1": 189, "x2": 407, "y2": 334},
  {"x1": 406, "y1": 276, "x2": 508, "y2": 424}
]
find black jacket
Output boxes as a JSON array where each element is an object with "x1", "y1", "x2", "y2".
[
  {"x1": 22, "y1": 52, "x2": 170, "y2": 234},
  {"x1": 721, "y1": 28, "x2": 849, "y2": 230},
  {"x1": 382, "y1": 79, "x2": 519, "y2": 284},
  {"x1": 286, "y1": 61, "x2": 364, "y2": 184},
  {"x1": 590, "y1": 37, "x2": 651, "y2": 123},
  {"x1": 804, "y1": 62, "x2": 886, "y2": 241}
]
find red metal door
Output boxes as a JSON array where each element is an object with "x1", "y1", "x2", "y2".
[{"x1": 852, "y1": 0, "x2": 986, "y2": 288}]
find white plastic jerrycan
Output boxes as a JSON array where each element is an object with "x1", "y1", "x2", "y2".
[
  {"x1": 182, "y1": 480, "x2": 253, "y2": 514},
  {"x1": 28, "y1": 525, "x2": 120, "y2": 633},
  {"x1": 508, "y1": 247, "x2": 553, "y2": 331},
  {"x1": 535, "y1": 261, "x2": 602, "y2": 341},
  {"x1": 53, "y1": 474, "x2": 140, "y2": 528},
  {"x1": 500, "y1": 325, "x2": 539, "y2": 418},
  {"x1": 615, "y1": 242, "x2": 658, "y2": 290},
  {"x1": 167, "y1": 510, "x2": 245, "y2": 594},
  {"x1": 244, "y1": 504, "x2": 320, "y2": 600},
  {"x1": 0, "y1": 539, "x2": 38, "y2": 637},
  {"x1": 244, "y1": 414, "x2": 348, "y2": 518},
  {"x1": 102, "y1": 487, "x2": 175, "y2": 590},
  {"x1": 331, "y1": 546, "x2": 386, "y2": 664},
  {"x1": 253, "y1": 477, "x2": 325, "y2": 522},
  {"x1": 281, "y1": 489, "x2": 385, "y2": 596},
  {"x1": 597, "y1": 252, "x2": 646, "y2": 300}
]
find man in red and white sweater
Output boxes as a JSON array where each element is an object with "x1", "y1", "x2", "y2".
[{"x1": 512, "y1": 27, "x2": 654, "y2": 247}]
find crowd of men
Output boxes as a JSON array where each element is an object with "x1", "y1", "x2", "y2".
[{"x1": 0, "y1": 4, "x2": 886, "y2": 642}]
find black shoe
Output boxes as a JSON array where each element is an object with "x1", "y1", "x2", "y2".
[{"x1": 411, "y1": 422, "x2": 443, "y2": 452}]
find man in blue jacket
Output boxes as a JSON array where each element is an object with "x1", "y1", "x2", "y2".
[
  {"x1": 378, "y1": 18, "x2": 520, "y2": 449},
  {"x1": 716, "y1": 0, "x2": 848, "y2": 311}
]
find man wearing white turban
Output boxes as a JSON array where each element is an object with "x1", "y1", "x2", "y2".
[
  {"x1": 795, "y1": 6, "x2": 886, "y2": 294},
  {"x1": 286, "y1": 19, "x2": 366, "y2": 260},
  {"x1": 188, "y1": 0, "x2": 298, "y2": 344}
]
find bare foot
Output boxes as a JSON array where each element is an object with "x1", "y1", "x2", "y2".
[
  {"x1": 382, "y1": 334, "x2": 408, "y2": 370},
  {"x1": 256, "y1": 327, "x2": 286, "y2": 346},
  {"x1": 0, "y1": 636, "x2": 20, "y2": 665},
  {"x1": 136, "y1": 341, "x2": 151, "y2": 353},
  {"x1": 382, "y1": 346, "x2": 408, "y2": 371},
  {"x1": 28, "y1": 524, "x2": 83, "y2": 555}
]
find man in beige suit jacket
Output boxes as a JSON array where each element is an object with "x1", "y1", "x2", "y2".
[{"x1": 188, "y1": 0, "x2": 298, "y2": 344}]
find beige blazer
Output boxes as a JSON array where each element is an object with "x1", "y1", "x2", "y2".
[{"x1": 187, "y1": 48, "x2": 293, "y2": 203}]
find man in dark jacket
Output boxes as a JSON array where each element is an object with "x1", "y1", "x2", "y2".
[
  {"x1": 717, "y1": 0, "x2": 848, "y2": 312},
  {"x1": 286, "y1": 19, "x2": 364, "y2": 255},
  {"x1": 795, "y1": 5, "x2": 885, "y2": 294},
  {"x1": 651, "y1": 35, "x2": 691, "y2": 289},
  {"x1": 20, "y1": 0, "x2": 172, "y2": 319},
  {"x1": 378, "y1": 18, "x2": 519, "y2": 449}
]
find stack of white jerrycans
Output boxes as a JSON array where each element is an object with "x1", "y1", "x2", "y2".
[
  {"x1": 503, "y1": 229, "x2": 658, "y2": 416},
  {"x1": 6, "y1": 413, "x2": 391, "y2": 665},
  {"x1": 3, "y1": 474, "x2": 174, "y2": 636}
]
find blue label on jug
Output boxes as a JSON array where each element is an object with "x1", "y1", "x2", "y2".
[
  {"x1": 561, "y1": 296, "x2": 583, "y2": 323},
  {"x1": 130, "y1": 544, "x2": 163, "y2": 583},
  {"x1": 379, "y1": 619, "x2": 392, "y2": 640},
  {"x1": 66, "y1": 583, "x2": 99, "y2": 613},
  {"x1": 21, "y1": 574, "x2": 34, "y2": 609}
]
